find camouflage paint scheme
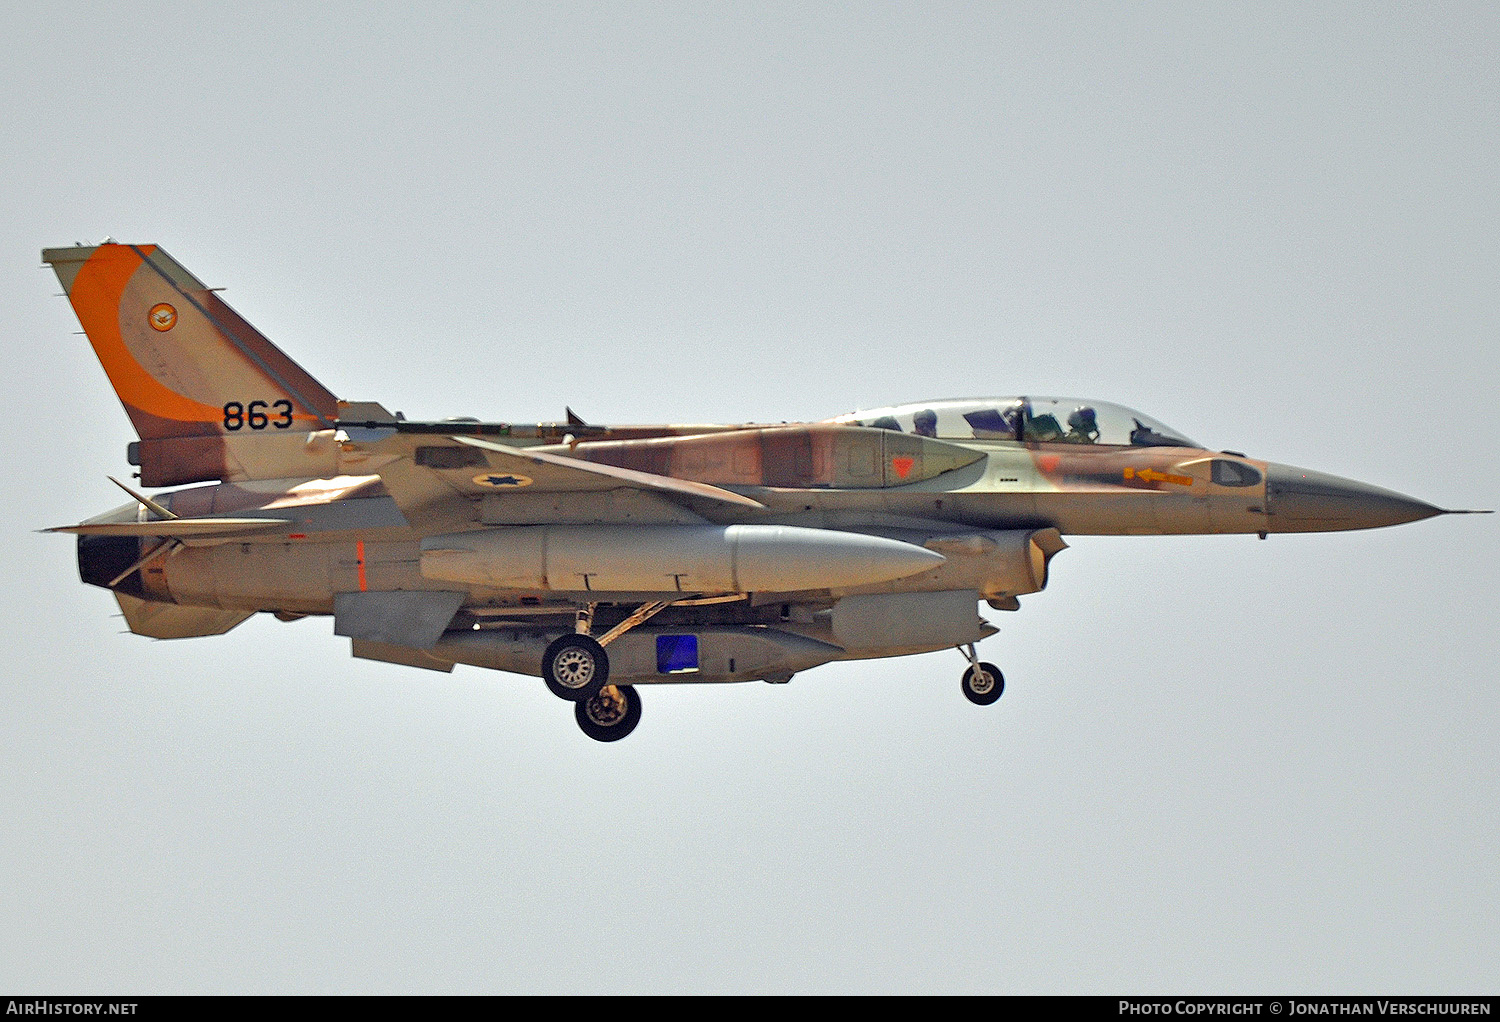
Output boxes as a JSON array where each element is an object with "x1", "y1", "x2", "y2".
[{"x1": 44, "y1": 243, "x2": 1475, "y2": 741}]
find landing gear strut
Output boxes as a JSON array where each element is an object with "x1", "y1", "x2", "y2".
[
  {"x1": 541, "y1": 599, "x2": 676, "y2": 740},
  {"x1": 957, "y1": 643, "x2": 1005, "y2": 706}
]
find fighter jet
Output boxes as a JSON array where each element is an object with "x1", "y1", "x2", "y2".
[{"x1": 42, "y1": 242, "x2": 1487, "y2": 741}]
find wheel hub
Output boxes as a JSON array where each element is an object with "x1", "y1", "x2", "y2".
[
  {"x1": 554, "y1": 648, "x2": 597, "y2": 690},
  {"x1": 968, "y1": 669, "x2": 994, "y2": 695},
  {"x1": 584, "y1": 687, "x2": 627, "y2": 727}
]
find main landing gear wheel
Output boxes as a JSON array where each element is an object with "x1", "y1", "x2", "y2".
[
  {"x1": 961, "y1": 662, "x2": 1005, "y2": 706},
  {"x1": 575, "y1": 684, "x2": 641, "y2": 742},
  {"x1": 543, "y1": 634, "x2": 609, "y2": 702}
]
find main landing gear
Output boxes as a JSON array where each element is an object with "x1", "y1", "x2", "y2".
[
  {"x1": 957, "y1": 643, "x2": 1005, "y2": 706},
  {"x1": 541, "y1": 632, "x2": 643, "y2": 742},
  {"x1": 542, "y1": 600, "x2": 673, "y2": 742},
  {"x1": 542, "y1": 633, "x2": 609, "y2": 702},
  {"x1": 575, "y1": 684, "x2": 642, "y2": 742}
]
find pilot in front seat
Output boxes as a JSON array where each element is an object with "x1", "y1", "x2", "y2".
[{"x1": 1065, "y1": 406, "x2": 1100, "y2": 443}]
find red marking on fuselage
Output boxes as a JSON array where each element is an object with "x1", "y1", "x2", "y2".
[
  {"x1": 891, "y1": 456, "x2": 915, "y2": 479},
  {"x1": 356, "y1": 539, "x2": 367, "y2": 592},
  {"x1": 1037, "y1": 454, "x2": 1061, "y2": 473}
]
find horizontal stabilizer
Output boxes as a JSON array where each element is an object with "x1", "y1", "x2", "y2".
[
  {"x1": 48, "y1": 517, "x2": 290, "y2": 537},
  {"x1": 115, "y1": 592, "x2": 253, "y2": 639}
]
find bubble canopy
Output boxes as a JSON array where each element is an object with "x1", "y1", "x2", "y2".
[{"x1": 826, "y1": 397, "x2": 1200, "y2": 448}]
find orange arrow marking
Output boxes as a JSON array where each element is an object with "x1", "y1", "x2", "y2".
[
  {"x1": 1123, "y1": 466, "x2": 1193, "y2": 487},
  {"x1": 891, "y1": 456, "x2": 915, "y2": 479}
]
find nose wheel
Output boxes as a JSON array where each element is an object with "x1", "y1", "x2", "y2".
[
  {"x1": 575, "y1": 684, "x2": 641, "y2": 742},
  {"x1": 961, "y1": 662, "x2": 1005, "y2": 705},
  {"x1": 956, "y1": 643, "x2": 1005, "y2": 706}
]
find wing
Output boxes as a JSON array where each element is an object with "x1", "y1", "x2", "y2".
[
  {"x1": 451, "y1": 436, "x2": 764, "y2": 507},
  {"x1": 339, "y1": 429, "x2": 764, "y2": 526}
]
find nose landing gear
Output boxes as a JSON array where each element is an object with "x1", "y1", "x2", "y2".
[
  {"x1": 961, "y1": 662, "x2": 1005, "y2": 705},
  {"x1": 957, "y1": 644, "x2": 1005, "y2": 706}
]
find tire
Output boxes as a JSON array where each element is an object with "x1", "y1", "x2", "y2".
[
  {"x1": 575, "y1": 684, "x2": 641, "y2": 742},
  {"x1": 543, "y1": 633, "x2": 609, "y2": 702},
  {"x1": 961, "y1": 662, "x2": 1004, "y2": 706}
]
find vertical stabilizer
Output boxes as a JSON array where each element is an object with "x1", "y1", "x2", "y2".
[{"x1": 45, "y1": 243, "x2": 342, "y2": 485}]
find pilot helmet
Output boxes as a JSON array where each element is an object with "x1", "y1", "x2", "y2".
[
  {"x1": 1068, "y1": 406, "x2": 1098, "y2": 431},
  {"x1": 913, "y1": 408, "x2": 938, "y2": 435}
]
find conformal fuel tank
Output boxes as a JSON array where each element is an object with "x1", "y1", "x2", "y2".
[{"x1": 419, "y1": 524, "x2": 946, "y2": 594}]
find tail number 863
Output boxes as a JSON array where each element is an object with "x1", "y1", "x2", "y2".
[{"x1": 223, "y1": 400, "x2": 294, "y2": 430}]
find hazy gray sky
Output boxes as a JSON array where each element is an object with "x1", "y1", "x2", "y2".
[{"x1": 2, "y1": 2, "x2": 1496, "y2": 993}]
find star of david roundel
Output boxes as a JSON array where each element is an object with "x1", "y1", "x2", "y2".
[{"x1": 471, "y1": 472, "x2": 534, "y2": 489}]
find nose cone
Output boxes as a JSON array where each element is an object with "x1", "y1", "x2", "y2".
[{"x1": 1265, "y1": 463, "x2": 1446, "y2": 532}]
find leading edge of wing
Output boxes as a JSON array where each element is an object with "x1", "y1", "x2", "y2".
[
  {"x1": 451, "y1": 436, "x2": 766, "y2": 510},
  {"x1": 45, "y1": 518, "x2": 291, "y2": 537}
]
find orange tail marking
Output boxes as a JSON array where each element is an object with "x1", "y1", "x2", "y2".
[{"x1": 68, "y1": 246, "x2": 225, "y2": 428}]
